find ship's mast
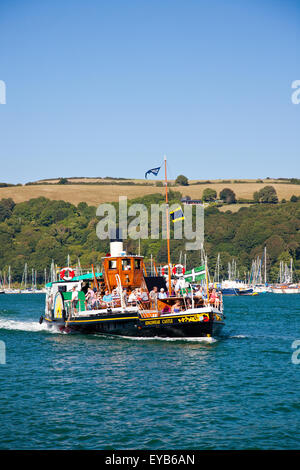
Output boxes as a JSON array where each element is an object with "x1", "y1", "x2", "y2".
[
  {"x1": 264, "y1": 246, "x2": 267, "y2": 284},
  {"x1": 164, "y1": 155, "x2": 172, "y2": 295}
]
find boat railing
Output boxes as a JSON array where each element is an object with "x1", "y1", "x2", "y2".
[
  {"x1": 137, "y1": 299, "x2": 160, "y2": 318},
  {"x1": 63, "y1": 297, "x2": 125, "y2": 319}
]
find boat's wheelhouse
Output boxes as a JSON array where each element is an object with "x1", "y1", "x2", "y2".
[{"x1": 102, "y1": 254, "x2": 146, "y2": 292}]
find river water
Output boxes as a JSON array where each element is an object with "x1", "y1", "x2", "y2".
[{"x1": 0, "y1": 293, "x2": 299, "y2": 450}]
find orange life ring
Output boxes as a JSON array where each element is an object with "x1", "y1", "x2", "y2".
[{"x1": 60, "y1": 267, "x2": 75, "y2": 281}]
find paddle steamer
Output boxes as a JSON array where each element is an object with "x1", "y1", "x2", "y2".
[
  {"x1": 41, "y1": 157, "x2": 225, "y2": 338},
  {"x1": 42, "y1": 238, "x2": 225, "y2": 337}
]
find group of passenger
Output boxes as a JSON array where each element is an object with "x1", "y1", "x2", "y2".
[
  {"x1": 69, "y1": 281, "x2": 222, "y2": 314},
  {"x1": 148, "y1": 284, "x2": 222, "y2": 313},
  {"x1": 193, "y1": 286, "x2": 222, "y2": 308},
  {"x1": 82, "y1": 286, "x2": 150, "y2": 310}
]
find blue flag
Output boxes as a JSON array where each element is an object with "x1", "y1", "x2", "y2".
[{"x1": 145, "y1": 166, "x2": 161, "y2": 179}]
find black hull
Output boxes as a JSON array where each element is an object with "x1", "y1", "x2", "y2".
[
  {"x1": 237, "y1": 289, "x2": 253, "y2": 296},
  {"x1": 44, "y1": 311, "x2": 224, "y2": 338}
]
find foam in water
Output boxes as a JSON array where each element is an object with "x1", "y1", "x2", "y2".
[
  {"x1": 0, "y1": 318, "x2": 59, "y2": 334},
  {"x1": 95, "y1": 333, "x2": 218, "y2": 343}
]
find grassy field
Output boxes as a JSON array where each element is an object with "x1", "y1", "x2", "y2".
[
  {"x1": 1, "y1": 181, "x2": 300, "y2": 206},
  {"x1": 0, "y1": 182, "x2": 300, "y2": 206}
]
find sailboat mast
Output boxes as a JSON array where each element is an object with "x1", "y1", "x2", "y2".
[
  {"x1": 164, "y1": 155, "x2": 172, "y2": 295},
  {"x1": 264, "y1": 246, "x2": 267, "y2": 284}
]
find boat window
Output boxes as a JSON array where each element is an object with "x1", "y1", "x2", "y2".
[
  {"x1": 108, "y1": 260, "x2": 117, "y2": 269},
  {"x1": 134, "y1": 259, "x2": 141, "y2": 270},
  {"x1": 122, "y1": 259, "x2": 131, "y2": 271}
]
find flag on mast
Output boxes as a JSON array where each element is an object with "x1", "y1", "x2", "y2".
[
  {"x1": 170, "y1": 206, "x2": 184, "y2": 223},
  {"x1": 145, "y1": 166, "x2": 161, "y2": 179},
  {"x1": 183, "y1": 265, "x2": 206, "y2": 283}
]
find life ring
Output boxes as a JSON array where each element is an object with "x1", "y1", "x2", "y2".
[
  {"x1": 60, "y1": 267, "x2": 75, "y2": 281},
  {"x1": 172, "y1": 264, "x2": 186, "y2": 277},
  {"x1": 203, "y1": 314, "x2": 209, "y2": 322},
  {"x1": 161, "y1": 265, "x2": 170, "y2": 277}
]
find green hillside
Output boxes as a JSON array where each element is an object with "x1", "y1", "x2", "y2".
[{"x1": 0, "y1": 193, "x2": 299, "y2": 285}]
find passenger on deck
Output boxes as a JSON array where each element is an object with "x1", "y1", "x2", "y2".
[
  {"x1": 122, "y1": 289, "x2": 128, "y2": 305},
  {"x1": 141, "y1": 290, "x2": 149, "y2": 302},
  {"x1": 85, "y1": 287, "x2": 95, "y2": 310},
  {"x1": 162, "y1": 304, "x2": 171, "y2": 314},
  {"x1": 112, "y1": 288, "x2": 120, "y2": 302},
  {"x1": 158, "y1": 288, "x2": 167, "y2": 299},
  {"x1": 128, "y1": 290, "x2": 137, "y2": 304},
  {"x1": 102, "y1": 290, "x2": 113, "y2": 307},
  {"x1": 175, "y1": 277, "x2": 186, "y2": 296},
  {"x1": 95, "y1": 292, "x2": 102, "y2": 309},
  {"x1": 149, "y1": 286, "x2": 158, "y2": 310},
  {"x1": 171, "y1": 300, "x2": 181, "y2": 313},
  {"x1": 71, "y1": 286, "x2": 79, "y2": 314},
  {"x1": 135, "y1": 289, "x2": 142, "y2": 302},
  {"x1": 209, "y1": 289, "x2": 220, "y2": 308}
]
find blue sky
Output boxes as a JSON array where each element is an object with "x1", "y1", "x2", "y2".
[{"x1": 0, "y1": 0, "x2": 299, "y2": 184}]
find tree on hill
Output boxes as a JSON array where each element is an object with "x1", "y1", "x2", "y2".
[
  {"x1": 0, "y1": 198, "x2": 16, "y2": 222},
  {"x1": 58, "y1": 177, "x2": 68, "y2": 185},
  {"x1": 175, "y1": 175, "x2": 189, "y2": 186},
  {"x1": 202, "y1": 188, "x2": 217, "y2": 202},
  {"x1": 253, "y1": 186, "x2": 278, "y2": 203},
  {"x1": 219, "y1": 188, "x2": 236, "y2": 204}
]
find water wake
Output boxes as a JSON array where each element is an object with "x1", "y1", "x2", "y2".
[
  {"x1": 0, "y1": 318, "x2": 58, "y2": 334},
  {"x1": 96, "y1": 334, "x2": 218, "y2": 343}
]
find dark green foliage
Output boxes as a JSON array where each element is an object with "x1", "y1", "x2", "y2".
[
  {"x1": 202, "y1": 188, "x2": 217, "y2": 202},
  {"x1": 290, "y1": 178, "x2": 300, "y2": 185},
  {"x1": 58, "y1": 178, "x2": 69, "y2": 184},
  {"x1": 253, "y1": 186, "x2": 278, "y2": 203},
  {"x1": 175, "y1": 175, "x2": 189, "y2": 186},
  {"x1": 219, "y1": 188, "x2": 236, "y2": 204},
  {"x1": 0, "y1": 198, "x2": 16, "y2": 222}
]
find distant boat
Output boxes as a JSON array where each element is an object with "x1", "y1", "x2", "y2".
[
  {"x1": 221, "y1": 280, "x2": 254, "y2": 296},
  {"x1": 270, "y1": 259, "x2": 300, "y2": 293},
  {"x1": 4, "y1": 288, "x2": 21, "y2": 294},
  {"x1": 253, "y1": 284, "x2": 272, "y2": 294},
  {"x1": 270, "y1": 285, "x2": 300, "y2": 294}
]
